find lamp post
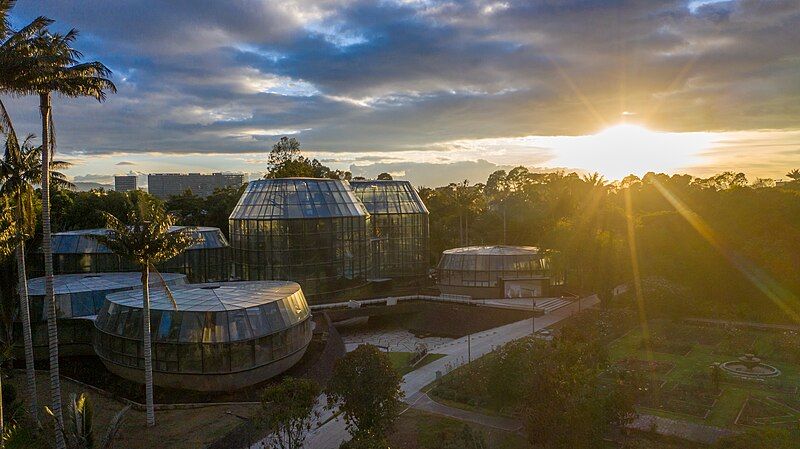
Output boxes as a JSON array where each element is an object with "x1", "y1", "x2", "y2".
[
  {"x1": 531, "y1": 297, "x2": 536, "y2": 335},
  {"x1": 467, "y1": 332, "x2": 471, "y2": 363}
]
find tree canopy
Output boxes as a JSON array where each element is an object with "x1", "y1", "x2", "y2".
[
  {"x1": 327, "y1": 345, "x2": 404, "y2": 442},
  {"x1": 260, "y1": 377, "x2": 321, "y2": 449}
]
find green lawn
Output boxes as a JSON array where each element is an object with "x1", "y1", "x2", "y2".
[
  {"x1": 391, "y1": 409, "x2": 706, "y2": 449},
  {"x1": 388, "y1": 352, "x2": 446, "y2": 375},
  {"x1": 607, "y1": 321, "x2": 800, "y2": 429}
]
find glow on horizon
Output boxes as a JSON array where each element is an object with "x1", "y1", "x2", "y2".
[{"x1": 544, "y1": 123, "x2": 718, "y2": 180}]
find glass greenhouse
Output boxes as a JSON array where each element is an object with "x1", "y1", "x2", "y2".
[
  {"x1": 436, "y1": 246, "x2": 553, "y2": 299},
  {"x1": 229, "y1": 178, "x2": 370, "y2": 300},
  {"x1": 93, "y1": 281, "x2": 313, "y2": 391},
  {"x1": 21, "y1": 272, "x2": 187, "y2": 359},
  {"x1": 351, "y1": 180, "x2": 429, "y2": 280},
  {"x1": 42, "y1": 226, "x2": 231, "y2": 282}
]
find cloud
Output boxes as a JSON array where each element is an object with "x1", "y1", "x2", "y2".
[
  {"x1": 4, "y1": 0, "x2": 799, "y2": 181},
  {"x1": 72, "y1": 173, "x2": 114, "y2": 183},
  {"x1": 115, "y1": 161, "x2": 136, "y2": 166},
  {"x1": 350, "y1": 159, "x2": 516, "y2": 186}
]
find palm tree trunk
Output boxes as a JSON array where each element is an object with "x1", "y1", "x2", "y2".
[
  {"x1": 40, "y1": 92, "x2": 65, "y2": 449},
  {"x1": 141, "y1": 267, "x2": 155, "y2": 427},
  {"x1": 458, "y1": 213, "x2": 463, "y2": 246},
  {"x1": 15, "y1": 242, "x2": 38, "y2": 420}
]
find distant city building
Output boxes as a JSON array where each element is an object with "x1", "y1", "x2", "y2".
[
  {"x1": 114, "y1": 175, "x2": 137, "y2": 192},
  {"x1": 147, "y1": 172, "x2": 246, "y2": 199}
]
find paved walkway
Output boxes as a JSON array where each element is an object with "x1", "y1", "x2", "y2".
[
  {"x1": 341, "y1": 328, "x2": 453, "y2": 353},
  {"x1": 483, "y1": 297, "x2": 572, "y2": 313},
  {"x1": 409, "y1": 393, "x2": 522, "y2": 433},
  {"x1": 629, "y1": 414, "x2": 735, "y2": 445},
  {"x1": 293, "y1": 294, "x2": 600, "y2": 449}
]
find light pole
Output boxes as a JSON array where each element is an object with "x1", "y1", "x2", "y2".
[
  {"x1": 467, "y1": 332, "x2": 472, "y2": 363},
  {"x1": 531, "y1": 297, "x2": 536, "y2": 335}
]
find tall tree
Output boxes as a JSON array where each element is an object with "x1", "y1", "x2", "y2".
[
  {"x1": 0, "y1": 129, "x2": 71, "y2": 422},
  {"x1": 327, "y1": 345, "x2": 404, "y2": 443},
  {"x1": 265, "y1": 136, "x2": 332, "y2": 179},
  {"x1": 90, "y1": 191, "x2": 195, "y2": 427},
  {"x1": 0, "y1": 26, "x2": 115, "y2": 446},
  {"x1": 0, "y1": 194, "x2": 16, "y2": 435},
  {"x1": 0, "y1": 1, "x2": 52, "y2": 135}
]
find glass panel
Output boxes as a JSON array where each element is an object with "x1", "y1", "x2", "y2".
[
  {"x1": 227, "y1": 309, "x2": 252, "y2": 341},
  {"x1": 179, "y1": 344, "x2": 203, "y2": 373},
  {"x1": 230, "y1": 341, "x2": 254, "y2": 371},
  {"x1": 203, "y1": 343, "x2": 230, "y2": 373}
]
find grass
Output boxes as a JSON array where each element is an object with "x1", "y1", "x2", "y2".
[
  {"x1": 387, "y1": 352, "x2": 446, "y2": 375},
  {"x1": 390, "y1": 409, "x2": 706, "y2": 449},
  {"x1": 607, "y1": 321, "x2": 800, "y2": 429},
  {"x1": 390, "y1": 408, "x2": 530, "y2": 449},
  {"x1": 5, "y1": 372, "x2": 258, "y2": 449}
]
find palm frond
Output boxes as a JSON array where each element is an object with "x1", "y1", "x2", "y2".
[
  {"x1": 149, "y1": 263, "x2": 179, "y2": 311},
  {"x1": 0, "y1": 97, "x2": 13, "y2": 135}
]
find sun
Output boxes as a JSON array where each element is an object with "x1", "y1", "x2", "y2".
[{"x1": 547, "y1": 123, "x2": 717, "y2": 180}]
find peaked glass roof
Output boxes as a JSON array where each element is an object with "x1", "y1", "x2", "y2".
[
  {"x1": 229, "y1": 178, "x2": 368, "y2": 220},
  {"x1": 51, "y1": 226, "x2": 228, "y2": 254},
  {"x1": 351, "y1": 180, "x2": 429, "y2": 215}
]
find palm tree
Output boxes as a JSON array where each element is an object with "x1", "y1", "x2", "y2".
[
  {"x1": 0, "y1": 129, "x2": 72, "y2": 422},
  {"x1": 786, "y1": 169, "x2": 800, "y2": 182},
  {"x1": 0, "y1": 196, "x2": 15, "y2": 255},
  {"x1": 0, "y1": 195, "x2": 13, "y2": 435},
  {"x1": 0, "y1": 26, "x2": 115, "y2": 445},
  {"x1": 90, "y1": 191, "x2": 196, "y2": 427},
  {"x1": 0, "y1": 2, "x2": 52, "y2": 134}
]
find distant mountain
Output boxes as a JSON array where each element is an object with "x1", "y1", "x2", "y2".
[{"x1": 72, "y1": 181, "x2": 113, "y2": 192}]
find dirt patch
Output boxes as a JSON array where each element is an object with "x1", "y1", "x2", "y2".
[{"x1": 5, "y1": 371, "x2": 257, "y2": 449}]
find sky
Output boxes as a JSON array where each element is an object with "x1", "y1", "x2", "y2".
[{"x1": 4, "y1": 0, "x2": 800, "y2": 186}]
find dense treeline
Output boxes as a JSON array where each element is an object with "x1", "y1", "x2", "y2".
[
  {"x1": 420, "y1": 168, "x2": 800, "y2": 323},
  {"x1": 6, "y1": 136, "x2": 800, "y2": 325}
]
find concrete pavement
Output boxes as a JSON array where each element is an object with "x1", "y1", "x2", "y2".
[{"x1": 296, "y1": 294, "x2": 599, "y2": 449}]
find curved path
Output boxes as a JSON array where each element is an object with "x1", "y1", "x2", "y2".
[{"x1": 276, "y1": 295, "x2": 600, "y2": 449}]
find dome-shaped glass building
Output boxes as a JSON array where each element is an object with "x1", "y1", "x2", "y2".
[
  {"x1": 350, "y1": 180, "x2": 429, "y2": 280},
  {"x1": 93, "y1": 281, "x2": 312, "y2": 391},
  {"x1": 229, "y1": 178, "x2": 370, "y2": 300},
  {"x1": 21, "y1": 272, "x2": 187, "y2": 359},
  {"x1": 436, "y1": 246, "x2": 553, "y2": 299},
  {"x1": 42, "y1": 226, "x2": 230, "y2": 282}
]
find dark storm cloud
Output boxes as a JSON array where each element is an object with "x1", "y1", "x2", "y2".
[{"x1": 4, "y1": 0, "x2": 800, "y2": 158}]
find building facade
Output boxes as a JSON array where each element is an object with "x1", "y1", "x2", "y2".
[
  {"x1": 436, "y1": 245, "x2": 553, "y2": 299},
  {"x1": 114, "y1": 175, "x2": 137, "y2": 192},
  {"x1": 229, "y1": 178, "x2": 371, "y2": 301},
  {"x1": 42, "y1": 226, "x2": 231, "y2": 282},
  {"x1": 94, "y1": 281, "x2": 313, "y2": 391},
  {"x1": 148, "y1": 172, "x2": 246, "y2": 199},
  {"x1": 21, "y1": 272, "x2": 187, "y2": 359},
  {"x1": 351, "y1": 180, "x2": 430, "y2": 280}
]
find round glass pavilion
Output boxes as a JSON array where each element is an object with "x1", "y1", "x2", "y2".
[
  {"x1": 42, "y1": 226, "x2": 231, "y2": 282},
  {"x1": 436, "y1": 246, "x2": 552, "y2": 299},
  {"x1": 351, "y1": 180, "x2": 430, "y2": 280},
  {"x1": 228, "y1": 178, "x2": 370, "y2": 301},
  {"x1": 93, "y1": 281, "x2": 313, "y2": 391},
  {"x1": 21, "y1": 272, "x2": 187, "y2": 359}
]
